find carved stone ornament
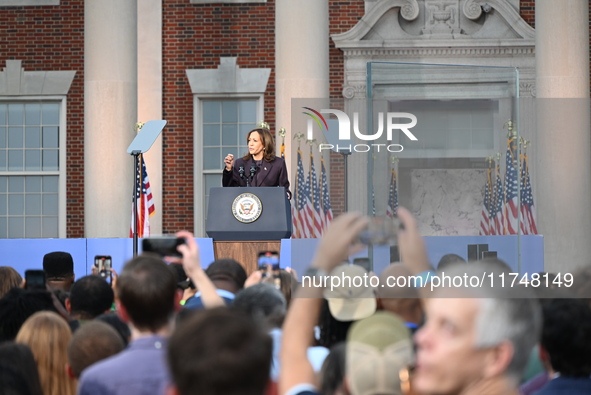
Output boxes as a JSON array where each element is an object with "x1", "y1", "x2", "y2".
[{"x1": 342, "y1": 84, "x2": 366, "y2": 99}]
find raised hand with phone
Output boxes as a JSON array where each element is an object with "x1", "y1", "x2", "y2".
[{"x1": 165, "y1": 232, "x2": 225, "y2": 309}]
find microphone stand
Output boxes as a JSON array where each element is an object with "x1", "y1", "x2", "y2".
[
  {"x1": 239, "y1": 166, "x2": 248, "y2": 187},
  {"x1": 249, "y1": 164, "x2": 257, "y2": 187}
]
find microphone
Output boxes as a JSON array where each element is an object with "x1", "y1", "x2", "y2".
[{"x1": 249, "y1": 164, "x2": 257, "y2": 187}]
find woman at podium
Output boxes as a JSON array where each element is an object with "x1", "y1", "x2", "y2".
[{"x1": 223, "y1": 127, "x2": 292, "y2": 199}]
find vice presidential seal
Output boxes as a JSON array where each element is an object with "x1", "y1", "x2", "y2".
[{"x1": 232, "y1": 193, "x2": 262, "y2": 223}]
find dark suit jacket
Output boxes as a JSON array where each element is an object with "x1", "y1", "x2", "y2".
[
  {"x1": 222, "y1": 156, "x2": 291, "y2": 199},
  {"x1": 533, "y1": 377, "x2": 591, "y2": 395}
]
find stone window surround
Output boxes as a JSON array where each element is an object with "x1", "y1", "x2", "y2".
[
  {"x1": 186, "y1": 57, "x2": 270, "y2": 236},
  {"x1": 0, "y1": 60, "x2": 76, "y2": 238}
]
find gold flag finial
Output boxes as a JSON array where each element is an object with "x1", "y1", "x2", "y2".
[
  {"x1": 503, "y1": 119, "x2": 517, "y2": 138},
  {"x1": 257, "y1": 120, "x2": 270, "y2": 130},
  {"x1": 278, "y1": 127, "x2": 286, "y2": 138},
  {"x1": 293, "y1": 132, "x2": 305, "y2": 148},
  {"x1": 134, "y1": 122, "x2": 144, "y2": 132}
]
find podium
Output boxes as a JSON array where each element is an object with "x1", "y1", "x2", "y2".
[{"x1": 206, "y1": 187, "x2": 292, "y2": 273}]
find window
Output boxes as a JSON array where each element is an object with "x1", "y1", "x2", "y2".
[
  {"x1": 186, "y1": 57, "x2": 270, "y2": 236},
  {"x1": 201, "y1": 99, "x2": 257, "y2": 229},
  {"x1": 0, "y1": 102, "x2": 63, "y2": 238}
]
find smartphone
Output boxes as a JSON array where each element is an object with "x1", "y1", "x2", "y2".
[
  {"x1": 25, "y1": 269, "x2": 46, "y2": 291},
  {"x1": 258, "y1": 251, "x2": 279, "y2": 278},
  {"x1": 358, "y1": 216, "x2": 399, "y2": 245},
  {"x1": 142, "y1": 237, "x2": 187, "y2": 258},
  {"x1": 94, "y1": 255, "x2": 112, "y2": 282}
]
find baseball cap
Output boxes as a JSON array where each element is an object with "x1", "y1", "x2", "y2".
[
  {"x1": 42, "y1": 251, "x2": 74, "y2": 278},
  {"x1": 323, "y1": 264, "x2": 377, "y2": 322},
  {"x1": 346, "y1": 311, "x2": 414, "y2": 395}
]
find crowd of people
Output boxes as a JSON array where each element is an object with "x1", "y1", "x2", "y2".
[{"x1": 1, "y1": 207, "x2": 591, "y2": 395}]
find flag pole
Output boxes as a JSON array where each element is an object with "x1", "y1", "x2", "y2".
[
  {"x1": 131, "y1": 151, "x2": 140, "y2": 256},
  {"x1": 126, "y1": 120, "x2": 167, "y2": 257}
]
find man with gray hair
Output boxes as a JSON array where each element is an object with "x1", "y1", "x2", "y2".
[{"x1": 395, "y1": 208, "x2": 542, "y2": 395}]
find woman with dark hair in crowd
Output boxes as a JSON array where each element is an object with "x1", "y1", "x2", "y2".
[{"x1": 0, "y1": 341, "x2": 43, "y2": 395}]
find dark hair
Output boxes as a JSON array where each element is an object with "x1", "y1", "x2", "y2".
[
  {"x1": 95, "y1": 312, "x2": 131, "y2": 347},
  {"x1": 0, "y1": 267, "x2": 22, "y2": 299},
  {"x1": 570, "y1": 266, "x2": 591, "y2": 306},
  {"x1": 42, "y1": 252, "x2": 74, "y2": 278},
  {"x1": 242, "y1": 128, "x2": 276, "y2": 162},
  {"x1": 168, "y1": 263, "x2": 194, "y2": 290},
  {"x1": 67, "y1": 321, "x2": 124, "y2": 378},
  {"x1": 233, "y1": 283, "x2": 286, "y2": 329},
  {"x1": 206, "y1": 259, "x2": 247, "y2": 292},
  {"x1": 69, "y1": 276, "x2": 114, "y2": 319},
  {"x1": 277, "y1": 269, "x2": 293, "y2": 308},
  {"x1": 0, "y1": 288, "x2": 57, "y2": 342},
  {"x1": 320, "y1": 342, "x2": 347, "y2": 395},
  {"x1": 168, "y1": 307, "x2": 272, "y2": 395},
  {"x1": 117, "y1": 255, "x2": 178, "y2": 332},
  {"x1": 51, "y1": 289, "x2": 69, "y2": 311},
  {"x1": 540, "y1": 297, "x2": 591, "y2": 377},
  {"x1": 0, "y1": 342, "x2": 43, "y2": 395},
  {"x1": 318, "y1": 299, "x2": 353, "y2": 349}
]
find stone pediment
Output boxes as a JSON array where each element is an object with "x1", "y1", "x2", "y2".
[{"x1": 333, "y1": 0, "x2": 535, "y2": 50}]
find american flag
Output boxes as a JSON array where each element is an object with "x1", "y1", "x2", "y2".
[
  {"x1": 320, "y1": 157, "x2": 333, "y2": 230},
  {"x1": 292, "y1": 150, "x2": 312, "y2": 238},
  {"x1": 503, "y1": 137, "x2": 519, "y2": 235},
  {"x1": 490, "y1": 162, "x2": 504, "y2": 236},
  {"x1": 130, "y1": 154, "x2": 155, "y2": 238},
  {"x1": 386, "y1": 169, "x2": 398, "y2": 218},
  {"x1": 309, "y1": 154, "x2": 324, "y2": 237},
  {"x1": 479, "y1": 168, "x2": 492, "y2": 236},
  {"x1": 520, "y1": 154, "x2": 538, "y2": 235}
]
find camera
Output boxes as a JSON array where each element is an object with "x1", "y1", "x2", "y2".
[
  {"x1": 25, "y1": 270, "x2": 46, "y2": 291},
  {"x1": 94, "y1": 255, "x2": 112, "y2": 282},
  {"x1": 142, "y1": 237, "x2": 187, "y2": 258},
  {"x1": 358, "y1": 216, "x2": 400, "y2": 245}
]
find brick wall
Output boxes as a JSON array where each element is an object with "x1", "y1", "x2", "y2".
[
  {"x1": 161, "y1": 0, "x2": 276, "y2": 233},
  {"x1": 520, "y1": 0, "x2": 535, "y2": 28},
  {"x1": 1, "y1": 0, "x2": 588, "y2": 237},
  {"x1": 0, "y1": 0, "x2": 85, "y2": 237}
]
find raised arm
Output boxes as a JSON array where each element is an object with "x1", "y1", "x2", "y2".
[{"x1": 279, "y1": 213, "x2": 368, "y2": 394}]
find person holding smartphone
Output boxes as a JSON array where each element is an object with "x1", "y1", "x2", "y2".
[{"x1": 222, "y1": 127, "x2": 291, "y2": 199}]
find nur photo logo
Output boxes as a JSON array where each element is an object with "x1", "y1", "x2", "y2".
[{"x1": 302, "y1": 107, "x2": 418, "y2": 153}]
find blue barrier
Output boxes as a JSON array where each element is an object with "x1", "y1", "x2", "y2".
[{"x1": 1, "y1": 236, "x2": 543, "y2": 279}]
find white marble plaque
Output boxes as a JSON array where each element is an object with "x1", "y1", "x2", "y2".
[{"x1": 411, "y1": 169, "x2": 485, "y2": 236}]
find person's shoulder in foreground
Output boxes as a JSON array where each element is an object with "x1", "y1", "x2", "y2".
[{"x1": 77, "y1": 335, "x2": 169, "y2": 395}]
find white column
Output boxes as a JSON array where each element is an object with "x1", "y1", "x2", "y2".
[
  {"x1": 535, "y1": 0, "x2": 591, "y2": 271},
  {"x1": 275, "y1": 0, "x2": 329, "y2": 178},
  {"x1": 138, "y1": 0, "x2": 163, "y2": 235},
  {"x1": 84, "y1": 0, "x2": 138, "y2": 237}
]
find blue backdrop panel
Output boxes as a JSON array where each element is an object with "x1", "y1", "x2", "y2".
[
  {"x1": 1, "y1": 238, "x2": 216, "y2": 280},
  {"x1": 0, "y1": 238, "x2": 87, "y2": 278},
  {"x1": 286, "y1": 236, "x2": 544, "y2": 275}
]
